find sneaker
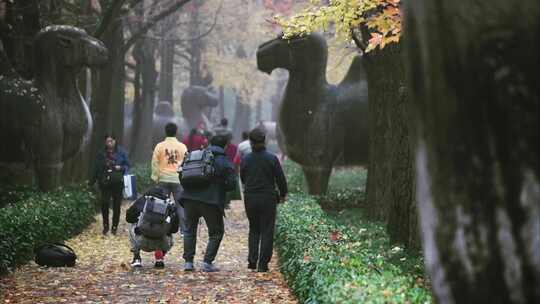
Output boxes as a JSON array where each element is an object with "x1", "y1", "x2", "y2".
[
  {"x1": 184, "y1": 261, "x2": 194, "y2": 271},
  {"x1": 131, "y1": 258, "x2": 142, "y2": 268},
  {"x1": 202, "y1": 262, "x2": 220, "y2": 272},
  {"x1": 248, "y1": 262, "x2": 257, "y2": 270},
  {"x1": 154, "y1": 260, "x2": 165, "y2": 268}
]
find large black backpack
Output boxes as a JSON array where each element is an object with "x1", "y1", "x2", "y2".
[
  {"x1": 179, "y1": 149, "x2": 215, "y2": 188},
  {"x1": 34, "y1": 243, "x2": 77, "y2": 267},
  {"x1": 136, "y1": 196, "x2": 173, "y2": 239}
]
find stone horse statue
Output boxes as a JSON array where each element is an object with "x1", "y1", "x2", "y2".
[
  {"x1": 180, "y1": 85, "x2": 219, "y2": 133},
  {"x1": 257, "y1": 33, "x2": 369, "y2": 194},
  {"x1": 0, "y1": 25, "x2": 108, "y2": 191}
]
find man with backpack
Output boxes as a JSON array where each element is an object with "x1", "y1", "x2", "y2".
[
  {"x1": 179, "y1": 134, "x2": 237, "y2": 272},
  {"x1": 126, "y1": 186, "x2": 179, "y2": 268}
]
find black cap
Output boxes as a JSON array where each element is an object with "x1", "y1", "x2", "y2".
[{"x1": 249, "y1": 128, "x2": 266, "y2": 143}]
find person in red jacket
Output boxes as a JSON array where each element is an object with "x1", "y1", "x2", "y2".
[{"x1": 183, "y1": 127, "x2": 208, "y2": 152}]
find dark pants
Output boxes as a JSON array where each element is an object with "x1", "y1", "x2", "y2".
[
  {"x1": 182, "y1": 199, "x2": 224, "y2": 264},
  {"x1": 100, "y1": 183, "x2": 123, "y2": 230},
  {"x1": 158, "y1": 182, "x2": 187, "y2": 233},
  {"x1": 244, "y1": 193, "x2": 277, "y2": 268}
]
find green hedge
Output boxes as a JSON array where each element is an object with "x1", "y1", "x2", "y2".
[
  {"x1": 0, "y1": 185, "x2": 96, "y2": 274},
  {"x1": 131, "y1": 163, "x2": 153, "y2": 193},
  {"x1": 276, "y1": 193, "x2": 431, "y2": 304}
]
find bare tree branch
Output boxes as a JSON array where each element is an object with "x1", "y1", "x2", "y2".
[
  {"x1": 122, "y1": 0, "x2": 191, "y2": 55},
  {"x1": 94, "y1": 0, "x2": 129, "y2": 38}
]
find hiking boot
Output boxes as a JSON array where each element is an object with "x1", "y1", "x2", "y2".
[
  {"x1": 257, "y1": 264, "x2": 269, "y2": 273},
  {"x1": 131, "y1": 257, "x2": 142, "y2": 268},
  {"x1": 202, "y1": 262, "x2": 220, "y2": 272},
  {"x1": 111, "y1": 226, "x2": 118, "y2": 235},
  {"x1": 154, "y1": 250, "x2": 164, "y2": 268},
  {"x1": 248, "y1": 262, "x2": 257, "y2": 270},
  {"x1": 184, "y1": 261, "x2": 194, "y2": 271},
  {"x1": 154, "y1": 260, "x2": 165, "y2": 268},
  {"x1": 102, "y1": 227, "x2": 109, "y2": 235}
]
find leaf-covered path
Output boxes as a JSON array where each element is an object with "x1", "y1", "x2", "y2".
[{"x1": 0, "y1": 200, "x2": 296, "y2": 303}]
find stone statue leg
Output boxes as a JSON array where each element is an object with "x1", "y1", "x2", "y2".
[
  {"x1": 302, "y1": 166, "x2": 332, "y2": 195},
  {"x1": 36, "y1": 163, "x2": 63, "y2": 191}
]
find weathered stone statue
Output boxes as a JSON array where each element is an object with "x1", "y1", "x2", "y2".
[
  {"x1": 151, "y1": 101, "x2": 183, "y2": 147},
  {"x1": 180, "y1": 85, "x2": 219, "y2": 133},
  {"x1": 257, "y1": 33, "x2": 369, "y2": 194},
  {"x1": 0, "y1": 25, "x2": 108, "y2": 190},
  {"x1": 406, "y1": 1, "x2": 540, "y2": 303}
]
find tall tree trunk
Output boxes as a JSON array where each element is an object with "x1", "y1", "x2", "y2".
[
  {"x1": 406, "y1": 1, "x2": 540, "y2": 303},
  {"x1": 158, "y1": 39, "x2": 175, "y2": 104},
  {"x1": 89, "y1": 17, "x2": 124, "y2": 176},
  {"x1": 1, "y1": 0, "x2": 40, "y2": 79},
  {"x1": 130, "y1": 38, "x2": 157, "y2": 164},
  {"x1": 363, "y1": 43, "x2": 419, "y2": 248}
]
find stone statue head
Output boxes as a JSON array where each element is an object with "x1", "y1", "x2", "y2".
[
  {"x1": 257, "y1": 33, "x2": 327, "y2": 74},
  {"x1": 32, "y1": 25, "x2": 108, "y2": 79}
]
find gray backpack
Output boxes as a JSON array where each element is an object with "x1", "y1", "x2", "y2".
[{"x1": 137, "y1": 196, "x2": 173, "y2": 239}]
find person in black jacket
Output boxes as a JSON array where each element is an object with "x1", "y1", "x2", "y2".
[
  {"x1": 180, "y1": 134, "x2": 237, "y2": 272},
  {"x1": 240, "y1": 128, "x2": 288, "y2": 272},
  {"x1": 125, "y1": 186, "x2": 179, "y2": 268},
  {"x1": 90, "y1": 134, "x2": 130, "y2": 235}
]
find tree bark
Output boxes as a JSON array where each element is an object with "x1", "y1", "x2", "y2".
[
  {"x1": 363, "y1": 43, "x2": 419, "y2": 248},
  {"x1": 130, "y1": 38, "x2": 157, "y2": 164},
  {"x1": 89, "y1": 18, "x2": 125, "y2": 175},
  {"x1": 158, "y1": 38, "x2": 175, "y2": 104},
  {"x1": 406, "y1": 1, "x2": 540, "y2": 303}
]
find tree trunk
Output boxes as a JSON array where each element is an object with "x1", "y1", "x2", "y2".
[
  {"x1": 89, "y1": 18, "x2": 125, "y2": 176},
  {"x1": 158, "y1": 39, "x2": 174, "y2": 104},
  {"x1": 130, "y1": 38, "x2": 157, "y2": 164},
  {"x1": 1, "y1": 0, "x2": 40, "y2": 79},
  {"x1": 364, "y1": 43, "x2": 419, "y2": 248},
  {"x1": 406, "y1": 1, "x2": 540, "y2": 303}
]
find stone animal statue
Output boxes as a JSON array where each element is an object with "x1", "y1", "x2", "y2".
[
  {"x1": 257, "y1": 33, "x2": 369, "y2": 194},
  {"x1": 180, "y1": 85, "x2": 219, "y2": 133},
  {"x1": 406, "y1": 1, "x2": 539, "y2": 303},
  {"x1": 0, "y1": 25, "x2": 108, "y2": 191},
  {"x1": 123, "y1": 101, "x2": 184, "y2": 150}
]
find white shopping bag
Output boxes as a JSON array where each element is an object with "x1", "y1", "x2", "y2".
[{"x1": 123, "y1": 174, "x2": 135, "y2": 199}]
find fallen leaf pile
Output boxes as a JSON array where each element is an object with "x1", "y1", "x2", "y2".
[{"x1": 0, "y1": 200, "x2": 297, "y2": 304}]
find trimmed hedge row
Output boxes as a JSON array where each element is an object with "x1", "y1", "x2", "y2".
[
  {"x1": 0, "y1": 186, "x2": 96, "y2": 274},
  {"x1": 276, "y1": 193, "x2": 431, "y2": 303}
]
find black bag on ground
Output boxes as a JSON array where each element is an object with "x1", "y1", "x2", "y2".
[
  {"x1": 179, "y1": 149, "x2": 215, "y2": 188},
  {"x1": 34, "y1": 243, "x2": 77, "y2": 267}
]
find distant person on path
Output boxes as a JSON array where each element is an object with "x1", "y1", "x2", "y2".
[
  {"x1": 233, "y1": 131, "x2": 252, "y2": 167},
  {"x1": 151, "y1": 123, "x2": 188, "y2": 233},
  {"x1": 180, "y1": 134, "x2": 237, "y2": 272},
  {"x1": 240, "y1": 128, "x2": 288, "y2": 272},
  {"x1": 90, "y1": 135, "x2": 130, "y2": 235},
  {"x1": 183, "y1": 123, "x2": 208, "y2": 152},
  {"x1": 213, "y1": 118, "x2": 233, "y2": 142},
  {"x1": 126, "y1": 186, "x2": 179, "y2": 268}
]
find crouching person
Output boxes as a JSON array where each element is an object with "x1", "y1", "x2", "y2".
[{"x1": 126, "y1": 186, "x2": 179, "y2": 268}]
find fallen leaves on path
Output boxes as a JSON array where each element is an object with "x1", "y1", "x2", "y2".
[{"x1": 0, "y1": 201, "x2": 296, "y2": 304}]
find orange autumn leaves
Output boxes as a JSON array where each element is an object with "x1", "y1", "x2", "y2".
[{"x1": 275, "y1": 0, "x2": 402, "y2": 52}]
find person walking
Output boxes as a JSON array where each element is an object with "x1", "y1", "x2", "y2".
[
  {"x1": 183, "y1": 126, "x2": 208, "y2": 152},
  {"x1": 233, "y1": 131, "x2": 252, "y2": 167},
  {"x1": 90, "y1": 134, "x2": 130, "y2": 235},
  {"x1": 180, "y1": 134, "x2": 237, "y2": 272},
  {"x1": 151, "y1": 122, "x2": 188, "y2": 233},
  {"x1": 240, "y1": 128, "x2": 288, "y2": 272}
]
